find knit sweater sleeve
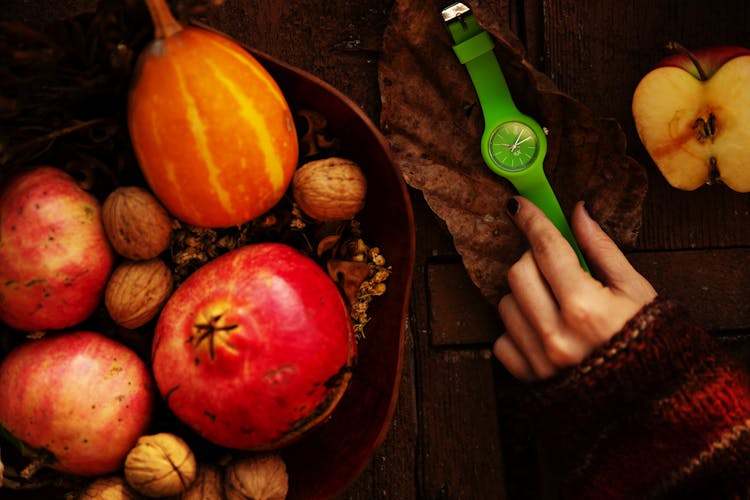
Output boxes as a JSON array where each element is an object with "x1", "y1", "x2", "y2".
[{"x1": 526, "y1": 297, "x2": 750, "y2": 499}]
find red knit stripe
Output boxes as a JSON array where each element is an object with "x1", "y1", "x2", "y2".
[
  {"x1": 654, "y1": 364, "x2": 750, "y2": 441},
  {"x1": 572, "y1": 365, "x2": 750, "y2": 498}
]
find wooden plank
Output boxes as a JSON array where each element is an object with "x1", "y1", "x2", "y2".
[
  {"x1": 409, "y1": 193, "x2": 507, "y2": 498},
  {"x1": 427, "y1": 261, "x2": 502, "y2": 346},
  {"x1": 419, "y1": 348, "x2": 507, "y2": 499},
  {"x1": 425, "y1": 246, "x2": 750, "y2": 339},
  {"x1": 0, "y1": 0, "x2": 98, "y2": 25},
  {"x1": 411, "y1": 188, "x2": 507, "y2": 497},
  {"x1": 205, "y1": 0, "x2": 389, "y2": 119},
  {"x1": 519, "y1": 0, "x2": 545, "y2": 66},
  {"x1": 341, "y1": 323, "x2": 418, "y2": 499},
  {"x1": 539, "y1": 0, "x2": 750, "y2": 251},
  {"x1": 628, "y1": 248, "x2": 750, "y2": 331},
  {"x1": 637, "y1": 180, "x2": 750, "y2": 251}
]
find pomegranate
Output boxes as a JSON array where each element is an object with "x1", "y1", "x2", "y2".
[
  {"x1": 0, "y1": 331, "x2": 154, "y2": 475},
  {"x1": 151, "y1": 242, "x2": 356, "y2": 450},
  {"x1": 0, "y1": 166, "x2": 114, "y2": 331}
]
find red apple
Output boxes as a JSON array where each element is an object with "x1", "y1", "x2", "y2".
[
  {"x1": 0, "y1": 167, "x2": 115, "y2": 331},
  {"x1": 151, "y1": 242, "x2": 356, "y2": 451},
  {"x1": 0, "y1": 331, "x2": 154, "y2": 476},
  {"x1": 632, "y1": 43, "x2": 750, "y2": 192}
]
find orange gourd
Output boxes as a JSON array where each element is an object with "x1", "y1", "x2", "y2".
[{"x1": 128, "y1": 0, "x2": 298, "y2": 227}]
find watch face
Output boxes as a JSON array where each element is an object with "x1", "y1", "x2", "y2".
[{"x1": 487, "y1": 121, "x2": 540, "y2": 172}]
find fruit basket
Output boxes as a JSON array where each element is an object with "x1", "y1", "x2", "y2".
[{"x1": 0, "y1": 6, "x2": 415, "y2": 499}]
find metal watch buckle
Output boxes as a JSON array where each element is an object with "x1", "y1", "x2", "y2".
[{"x1": 441, "y1": 2, "x2": 471, "y2": 23}]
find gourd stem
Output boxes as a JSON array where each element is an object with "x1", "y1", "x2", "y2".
[{"x1": 144, "y1": 0, "x2": 182, "y2": 39}]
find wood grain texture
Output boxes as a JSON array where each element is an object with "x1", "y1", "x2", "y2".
[
  {"x1": 407, "y1": 191, "x2": 509, "y2": 499},
  {"x1": 419, "y1": 348, "x2": 506, "y2": 499},
  {"x1": 629, "y1": 248, "x2": 750, "y2": 331},
  {"x1": 203, "y1": 0, "x2": 389, "y2": 119},
  {"x1": 427, "y1": 261, "x2": 503, "y2": 346}
]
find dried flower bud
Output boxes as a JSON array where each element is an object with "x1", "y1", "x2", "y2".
[
  {"x1": 224, "y1": 454, "x2": 288, "y2": 500},
  {"x1": 292, "y1": 157, "x2": 366, "y2": 221},
  {"x1": 124, "y1": 433, "x2": 197, "y2": 498},
  {"x1": 79, "y1": 476, "x2": 143, "y2": 500},
  {"x1": 105, "y1": 259, "x2": 173, "y2": 329},
  {"x1": 103, "y1": 186, "x2": 173, "y2": 260},
  {"x1": 181, "y1": 463, "x2": 224, "y2": 500}
]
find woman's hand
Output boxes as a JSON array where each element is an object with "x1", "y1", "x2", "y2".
[{"x1": 493, "y1": 197, "x2": 657, "y2": 381}]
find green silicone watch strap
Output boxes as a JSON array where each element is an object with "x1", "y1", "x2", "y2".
[
  {"x1": 514, "y1": 169, "x2": 590, "y2": 272},
  {"x1": 446, "y1": 13, "x2": 519, "y2": 124}
]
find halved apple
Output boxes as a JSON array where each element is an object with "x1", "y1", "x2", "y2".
[{"x1": 632, "y1": 43, "x2": 750, "y2": 192}]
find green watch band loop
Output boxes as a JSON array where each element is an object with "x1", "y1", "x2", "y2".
[{"x1": 452, "y1": 30, "x2": 493, "y2": 64}]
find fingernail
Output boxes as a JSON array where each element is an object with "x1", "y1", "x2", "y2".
[
  {"x1": 506, "y1": 198, "x2": 520, "y2": 216},
  {"x1": 580, "y1": 200, "x2": 593, "y2": 219}
]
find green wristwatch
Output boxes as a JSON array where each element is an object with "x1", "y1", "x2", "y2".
[{"x1": 441, "y1": 2, "x2": 588, "y2": 272}]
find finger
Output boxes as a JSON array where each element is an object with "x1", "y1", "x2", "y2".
[
  {"x1": 571, "y1": 202, "x2": 657, "y2": 300},
  {"x1": 570, "y1": 201, "x2": 634, "y2": 286},
  {"x1": 506, "y1": 250, "x2": 561, "y2": 337},
  {"x1": 493, "y1": 334, "x2": 536, "y2": 382},
  {"x1": 498, "y1": 294, "x2": 556, "y2": 378},
  {"x1": 508, "y1": 197, "x2": 592, "y2": 300}
]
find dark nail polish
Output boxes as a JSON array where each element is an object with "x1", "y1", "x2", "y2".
[{"x1": 506, "y1": 198, "x2": 520, "y2": 216}]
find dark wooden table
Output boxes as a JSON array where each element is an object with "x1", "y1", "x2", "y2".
[{"x1": 7, "y1": 1, "x2": 750, "y2": 498}]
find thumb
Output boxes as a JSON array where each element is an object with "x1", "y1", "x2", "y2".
[{"x1": 571, "y1": 202, "x2": 646, "y2": 292}]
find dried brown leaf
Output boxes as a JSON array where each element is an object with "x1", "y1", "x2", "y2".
[
  {"x1": 317, "y1": 234, "x2": 342, "y2": 256},
  {"x1": 327, "y1": 259, "x2": 371, "y2": 305},
  {"x1": 378, "y1": 0, "x2": 647, "y2": 304}
]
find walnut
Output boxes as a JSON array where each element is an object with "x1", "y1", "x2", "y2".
[
  {"x1": 105, "y1": 259, "x2": 173, "y2": 329},
  {"x1": 292, "y1": 157, "x2": 366, "y2": 221},
  {"x1": 180, "y1": 463, "x2": 224, "y2": 500},
  {"x1": 103, "y1": 186, "x2": 173, "y2": 260},
  {"x1": 124, "y1": 433, "x2": 197, "y2": 498},
  {"x1": 224, "y1": 454, "x2": 288, "y2": 500},
  {"x1": 78, "y1": 476, "x2": 143, "y2": 499}
]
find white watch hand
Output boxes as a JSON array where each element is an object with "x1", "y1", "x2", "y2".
[{"x1": 515, "y1": 136, "x2": 532, "y2": 146}]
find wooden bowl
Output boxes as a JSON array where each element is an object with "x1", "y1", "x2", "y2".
[
  {"x1": 0, "y1": 34, "x2": 414, "y2": 500},
  {"x1": 251, "y1": 49, "x2": 415, "y2": 499}
]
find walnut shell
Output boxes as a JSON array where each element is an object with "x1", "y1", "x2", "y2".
[
  {"x1": 224, "y1": 454, "x2": 288, "y2": 500},
  {"x1": 105, "y1": 259, "x2": 173, "y2": 329},
  {"x1": 103, "y1": 186, "x2": 173, "y2": 260},
  {"x1": 292, "y1": 157, "x2": 367, "y2": 221},
  {"x1": 79, "y1": 476, "x2": 143, "y2": 500},
  {"x1": 124, "y1": 433, "x2": 197, "y2": 498},
  {"x1": 180, "y1": 463, "x2": 224, "y2": 500}
]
